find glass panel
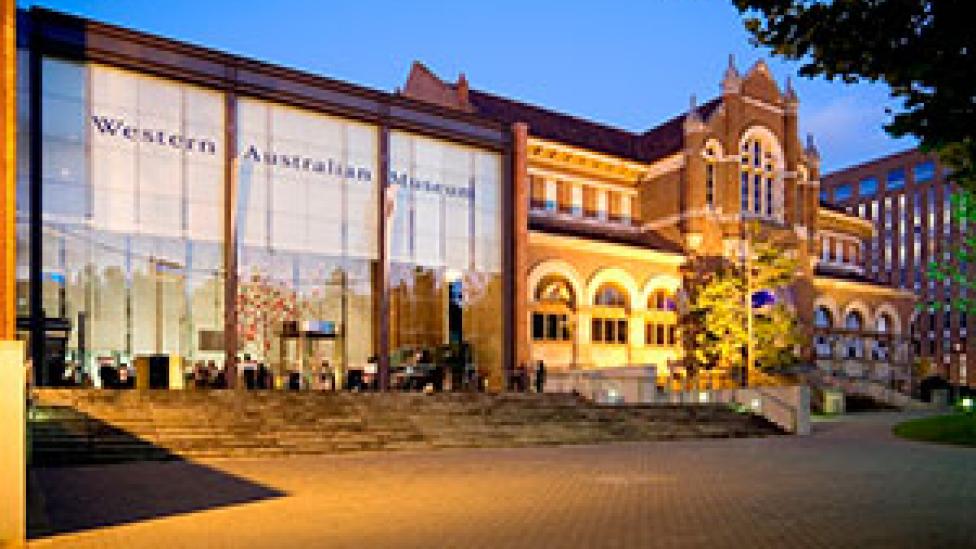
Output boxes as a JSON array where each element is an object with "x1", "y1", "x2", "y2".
[
  {"x1": 834, "y1": 184, "x2": 853, "y2": 202},
  {"x1": 237, "y1": 98, "x2": 378, "y2": 386},
  {"x1": 886, "y1": 169, "x2": 905, "y2": 191},
  {"x1": 914, "y1": 161, "x2": 935, "y2": 183},
  {"x1": 388, "y1": 131, "x2": 502, "y2": 386},
  {"x1": 38, "y1": 58, "x2": 226, "y2": 387},
  {"x1": 859, "y1": 177, "x2": 878, "y2": 197}
]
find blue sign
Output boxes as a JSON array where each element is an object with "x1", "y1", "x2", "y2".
[{"x1": 751, "y1": 290, "x2": 776, "y2": 309}]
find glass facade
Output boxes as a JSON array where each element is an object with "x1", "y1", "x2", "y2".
[
  {"x1": 387, "y1": 131, "x2": 503, "y2": 383},
  {"x1": 27, "y1": 57, "x2": 504, "y2": 389},
  {"x1": 39, "y1": 59, "x2": 226, "y2": 386}
]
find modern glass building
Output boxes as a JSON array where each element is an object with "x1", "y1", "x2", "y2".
[{"x1": 15, "y1": 8, "x2": 514, "y2": 390}]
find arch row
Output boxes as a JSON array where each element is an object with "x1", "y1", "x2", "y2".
[
  {"x1": 813, "y1": 298, "x2": 904, "y2": 335},
  {"x1": 527, "y1": 261, "x2": 682, "y2": 312}
]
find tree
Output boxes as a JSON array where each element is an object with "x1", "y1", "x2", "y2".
[
  {"x1": 682, "y1": 223, "x2": 803, "y2": 384},
  {"x1": 734, "y1": 0, "x2": 976, "y2": 315}
]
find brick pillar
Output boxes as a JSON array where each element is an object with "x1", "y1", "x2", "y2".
[
  {"x1": 0, "y1": 0, "x2": 15, "y2": 341},
  {"x1": 512, "y1": 123, "x2": 529, "y2": 381}
]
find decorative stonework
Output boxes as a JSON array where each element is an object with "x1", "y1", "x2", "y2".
[{"x1": 527, "y1": 138, "x2": 647, "y2": 184}]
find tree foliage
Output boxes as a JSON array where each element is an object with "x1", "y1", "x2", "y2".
[
  {"x1": 682, "y1": 224, "x2": 803, "y2": 376},
  {"x1": 734, "y1": 0, "x2": 976, "y2": 317}
]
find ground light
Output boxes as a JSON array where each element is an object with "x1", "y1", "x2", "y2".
[{"x1": 959, "y1": 397, "x2": 974, "y2": 413}]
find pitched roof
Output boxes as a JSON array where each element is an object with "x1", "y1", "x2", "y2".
[{"x1": 467, "y1": 89, "x2": 722, "y2": 164}]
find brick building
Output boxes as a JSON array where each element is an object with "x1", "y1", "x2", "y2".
[
  {"x1": 822, "y1": 149, "x2": 973, "y2": 390},
  {"x1": 405, "y1": 57, "x2": 916, "y2": 388},
  {"x1": 11, "y1": 7, "x2": 917, "y2": 391}
]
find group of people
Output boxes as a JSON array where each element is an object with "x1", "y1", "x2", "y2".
[
  {"x1": 191, "y1": 360, "x2": 228, "y2": 389},
  {"x1": 511, "y1": 361, "x2": 546, "y2": 393},
  {"x1": 239, "y1": 355, "x2": 276, "y2": 390}
]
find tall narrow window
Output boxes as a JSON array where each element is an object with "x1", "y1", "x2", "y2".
[
  {"x1": 705, "y1": 163, "x2": 715, "y2": 208},
  {"x1": 740, "y1": 132, "x2": 781, "y2": 219}
]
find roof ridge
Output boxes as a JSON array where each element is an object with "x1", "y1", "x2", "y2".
[{"x1": 468, "y1": 88, "x2": 644, "y2": 136}]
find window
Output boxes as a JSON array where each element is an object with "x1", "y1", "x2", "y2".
[
  {"x1": 705, "y1": 162, "x2": 716, "y2": 208},
  {"x1": 914, "y1": 161, "x2": 936, "y2": 183},
  {"x1": 592, "y1": 318, "x2": 627, "y2": 344},
  {"x1": 742, "y1": 171, "x2": 750, "y2": 211},
  {"x1": 819, "y1": 188, "x2": 831, "y2": 203},
  {"x1": 594, "y1": 284, "x2": 628, "y2": 308},
  {"x1": 592, "y1": 283, "x2": 628, "y2": 345},
  {"x1": 645, "y1": 320, "x2": 678, "y2": 347},
  {"x1": 815, "y1": 307, "x2": 833, "y2": 328},
  {"x1": 531, "y1": 313, "x2": 571, "y2": 342},
  {"x1": 859, "y1": 177, "x2": 878, "y2": 197},
  {"x1": 596, "y1": 189, "x2": 608, "y2": 221},
  {"x1": 845, "y1": 311, "x2": 864, "y2": 358},
  {"x1": 649, "y1": 289, "x2": 674, "y2": 311},
  {"x1": 536, "y1": 277, "x2": 575, "y2": 308},
  {"x1": 570, "y1": 184, "x2": 583, "y2": 217},
  {"x1": 886, "y1": 168, "x2": 905, "y2": 191},
  {"x1": 739, "y1": 133, "x2": 781, "y2": 218},
  {"x1": 544, "y1": 179, "x2": 558, "y2": 212},
  {"x1": 834, "y1": 183, "x2": 853, "y2": 202}
]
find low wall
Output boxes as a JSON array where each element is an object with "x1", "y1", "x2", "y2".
[
  {"x1": 546, "y1": 370, "x2": 810, "y2": 435},
  {"x1": 0, "y1": 341, "x2": 25, "y2": 547}
]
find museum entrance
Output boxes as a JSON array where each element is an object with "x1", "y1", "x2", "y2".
[{"x1": 275, "y1": 321, "x2": 340, "y2": 391}]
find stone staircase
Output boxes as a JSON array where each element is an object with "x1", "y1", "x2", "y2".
[{"x1": 30, "y1": 389, "x2": 783, "y2": 465}]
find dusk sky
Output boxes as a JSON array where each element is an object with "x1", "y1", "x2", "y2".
[{"x1": 20, "y1": 0, "x2": 916, "y2": 173}]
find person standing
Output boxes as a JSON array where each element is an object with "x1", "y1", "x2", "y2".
[{"x1": 535, "y1": 360, "x2": 546, "y2": 394}]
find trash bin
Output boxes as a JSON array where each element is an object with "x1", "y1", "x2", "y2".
[
  {"x1": 148, "y1": 355, "x2": 169, "y2": 389},
  {"x1": 822, "y1": 389, "x2": 845, "y2": 414}
]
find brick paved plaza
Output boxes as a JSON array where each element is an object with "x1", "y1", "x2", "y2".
[{"x1": 30, "y1": 413, "x2": 976, "y2": 548}]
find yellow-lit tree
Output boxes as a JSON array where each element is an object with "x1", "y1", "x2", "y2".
[{"x1": 682, "y1": 223, "x2": 802, "y2": 385}]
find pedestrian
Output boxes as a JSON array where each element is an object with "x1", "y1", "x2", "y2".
[
  {"x1": 516, "y1": 362, "x2": 527, "y2": 392},
  {"x1": 535, "y1": 360, "x2": 546, "y2": 394}
]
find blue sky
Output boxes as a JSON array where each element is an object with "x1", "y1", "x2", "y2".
[{"x1": 20, "y1": 0, "x2": 915, "y2": 173}]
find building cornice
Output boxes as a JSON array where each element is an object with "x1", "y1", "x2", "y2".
[
  {"x1": 527, "y1": 137, "x2": 647, "y2": 183},
  {"x1": 528, "y1": 231, "x2": 686, "y2": 265},
  {"x1": 817, "y1": 207, "x2": 875, "y2": 236},
  {"x1": 813, "y1": 276, "x2": 917, "y2": 299}
]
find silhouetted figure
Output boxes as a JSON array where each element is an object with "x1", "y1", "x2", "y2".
[{"x1": 535, "y1": 360, "x2": 546, "y2": 394}]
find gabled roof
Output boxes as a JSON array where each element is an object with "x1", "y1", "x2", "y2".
[
  {"x1": 402, "y1": 61, "x2": 724, "y2": 164},
  {"x1": 467, "y1": 89, "x2": 722, "y2": 164}
]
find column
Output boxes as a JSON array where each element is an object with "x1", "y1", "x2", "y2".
[{"x1": 223, "y1": 89, "x2": 239, "y2": 387}]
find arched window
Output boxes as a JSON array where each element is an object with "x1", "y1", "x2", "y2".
[
  {"x1": 874, "y1": 313, "x2": 893, "y2": 361},
  {"x1": 814, "y1": 306, "x2": 833, "y2": 357},
  {"x1": 649, "y1": 289, "x2": 674, "y2": 311},
  {"x1": 740, "y1": 131, "x2": 782, "y2": 220},
  {"x1": 594, "y1": 283, "x2": 628, "y2": 309},
  {"x1": 536, "y1": 276, "x2": 575, "y2": 309},
  {"x1": 704, "y1": 145, "x2": 719, "y2": 209},
  {"x1": 592, "y1": 283, "x2": 629, "y2": 345},
  {"x1": 845, "y1": 311, "x2": 864, "y2": 359},
  {"x1": 875, "y1": 313, "x2": 892, "y2": 334},
  {"x1": 531, "y1": 276, "x2": 575, "y2": 342},
  {"x1": 815, "y1": 306, "x2": 833, "y2": 329}
]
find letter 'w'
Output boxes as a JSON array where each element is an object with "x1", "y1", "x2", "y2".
[{"x1": 90, "y1": 116, "x2": 124, "y2": 135}]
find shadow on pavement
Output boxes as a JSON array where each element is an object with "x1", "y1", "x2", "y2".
[
  {"x1": 28, "y1": 407, "x2": 286, "y2": 540},
  {"x1": 30, "y1": 460, "x2": 286, "y2": 540}
]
